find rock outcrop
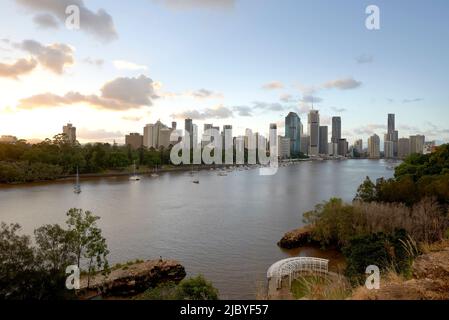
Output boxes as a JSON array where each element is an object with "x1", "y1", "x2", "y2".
[
  {"x1": 79, "y1": 259, "x2": 186, "y2": 297},
  {"x1": 278, "y1": 226, "x2": 317, "y2": 249}
]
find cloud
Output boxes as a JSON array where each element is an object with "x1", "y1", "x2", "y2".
[
  {"x1": 83, "y1": 57, "x2": 104, "y2": 67},
  {"x1": 18, "y1": 75, "x2": 158, "y2": 111},
  {"x1": 0, "y1": 58, "x2": 37, "y2": 79},
  {"x1": 154, "y1": 0, "x2": 235, "y2": 10},
  {"x1": 172, "y1": 105, "x2": 233, "y2": 120},
  {"x1": 353, "y1": 124, "x2": 386, "y2": 135},
  {"x1": 190, "y1": 88, "x2": 223, "y2": 99},
  {"x1": 302, "y1": 95, "x2": 323, "y2": 104},
  {"x1": 402, "y1": 98, "x2": 423, "y2": 104},
  {"x1": 77, "y1": 128, "x2": 123, "y2": 141},
  {"x1": 113, "y1": 60, "x2": 147, "y2": 71},
  {"x1": 33, "y1": 13, "x2": 59, "y2": 29},
  {"x1": 280, "y1": 94, "x2": 296, "y2": 103},
  {"x1": 253, "y1": 101, "x2": 284, "y2": 112},
  {"x1": 14, "y1": 40, "x2": 74, "y2": 74},
  {"x1": 15, "y1": 0, "x2": 118, "y2": 42},
  {"x1": 322, "y1": 77, "x2": 362, "y2": 90},
  {"x1": 262, "y1": 81, "x2": 284, "y2": 90},
  {"x1": 233, "y1": 106, "x2": 252, "y2": 117},
  {"x1": 330, "y1": 106, "x2": 347, "y2": 113},
  {"x1": 355, "y1": 54, "x2": 373, "y2": 64}
]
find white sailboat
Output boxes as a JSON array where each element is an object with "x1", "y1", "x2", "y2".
[
  {"x1": 74, "y1": 167, "x2": 81, "y2": 194},
  {"x1": 129, "y1": 161, "x2": 141, "y2": 181}
]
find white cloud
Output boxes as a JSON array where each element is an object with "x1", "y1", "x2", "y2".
[
  {"x1": 172, "y1": 105, "x2": 233, "y2": 120},
  {"x1": 262, "y1": 81, "x2": 284, "y2": 90},
  {"x1": 113, "y1": 60, "x2": 148, "y2": 71},
  {"x1": 322, "y1": 77, "x2": 362, "y2": 90},
  {"x1": 0, "y1": 58, "x2": 37, "y2": 79}
]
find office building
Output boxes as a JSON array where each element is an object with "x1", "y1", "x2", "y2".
[
  {"x1": 409, "y1": 135, "x2": 425, "y2": 154},
  {"x1": 384, "y1": 140, "x2": 394, "y2": 159},
  {"x1": 354, "y1": 139, "x2": 363, "y2": 154},
  {"x1": 63, "y1": 123, "x2": 77, "y2": 143},
  {"x1": 338, "y1": 138, "x2": 348, "y2": 156},
  {"x1": 385, "y1": 114, "x2": 399, "y2": 158},
  {"x1": 300, "y1": 135, "x2": 310, "y2": 155},
  {"x1": 144, "y1": 120, "x2": 173, "y2": 149},
  {"x1": 398, "y1": 138, "x2": 410, "y2": 159},
  {"x1": 368, "y1": 134, "x2": 380, "y2": 158},
  {"x1": 285, "y1": 112, "x2": 301, "y2": 155},
  {"x1": 308, "y1": 110, "x2": 320, "y2": 156},
  {"x1": 184, "y1": 118, "x2": 193, "y2": 148},
  {"x1": 278, "y1": 136, "x2": 291, "y2": 159},
  {"x1": 125, "y1": 133, "x2": 143, "y2": 150},
  {"x1": 331, "y1": 117, "x2": 341, "y2": 143},
  {"x1": 319, "y1": 126, "x2": 328, "y2": 155}
]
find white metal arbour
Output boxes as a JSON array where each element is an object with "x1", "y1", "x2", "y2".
[{"x1": 267, "y1": 257, "x2": 329, "y2": 289}]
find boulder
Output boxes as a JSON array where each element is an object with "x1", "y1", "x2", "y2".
[{"x1": 277, "y1": 226, "x2": 317, "y2": 249}]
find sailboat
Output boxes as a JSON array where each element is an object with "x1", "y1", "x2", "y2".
[
  {"x1": 129, "y1": 161, "x2": 141, "y2": 181},
  {"x1": 74, "y1": 167, "x2": 81, "y2": 194},
  {"x1": 151, "y1": 164, "x2": 159, "y2": 178}
]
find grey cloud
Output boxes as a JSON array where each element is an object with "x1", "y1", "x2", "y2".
[
  {"x1": 19, "y1": 75, "x2": 158, "y2": 111},
  {"x1": 403, "y1": 98, "x2": 423, "y2": 104},
  {"x1": 322, "y1": 77, "x2": 362, "y2": 90},
  {"x1": 253, "y1": 101, "x2": 284, "y2": 111},
  {"x1": 191, "y1": 88, "x2": 223, "y2": 99},
  {"x1": 14, "y1": 40, "x2": 74, "y2": 74},
  {"x1": 330, "y1": 106, "x2": 347, "y2": 113},
  {"x1": 154, "y1": 0, "x2": 235, "y2": 10},
  {"x1": 172, "y1": 105, "x2": 233, "y2": 120},
  {"x1": 233, "y1": 106, "x2": 252, "y2": 117},
  {"x1": 33, "y1": 13, "x2": 59, "y2": 29},
  {"x1": 0, "y1": 58, "x2": 37, "y2": 79},
  {"x1": 15, "y1": 0, "x2": 118, "y2": 42},
  {"x1": 355, "y1": 54, "x2": 373, "y2": 64},
  {"x1": 302, "y1": 95, "x2": 323, "y2": 104}
]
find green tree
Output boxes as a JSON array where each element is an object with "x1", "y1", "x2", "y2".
[
  {"x1": 174, "y1": 275, "x2": 219, "y2": 300},
  {"x1": 354, "y1": 176, "x2": 377, "y2": 202}
]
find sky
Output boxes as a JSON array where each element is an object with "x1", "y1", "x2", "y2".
[{"x1": 0, "y1": 0, "x2": 448, "y2": 145}]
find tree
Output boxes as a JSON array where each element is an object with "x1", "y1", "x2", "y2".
[
  {"x1": 174, "y1": 275, "x2": 219, "y2": 300},
  {"x1": 65, "y1": 208, "x2": 110, "y2": 287},
  {"x1": 354, "y1": 176, "x2": 377, "y2": 202}
]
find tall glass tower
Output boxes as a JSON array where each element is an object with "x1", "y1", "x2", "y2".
[{"x1": 285, "y1": 112, "x2": 301, "y2": 155}]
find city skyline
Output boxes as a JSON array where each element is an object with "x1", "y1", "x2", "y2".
[{"x1": 1, "y1": 0, "x2": 449, "y2": 144}]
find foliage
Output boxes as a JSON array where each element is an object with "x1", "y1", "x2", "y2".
[
  {"x1": 303, "y1": 198, "x2": 367, "y2": 247},
  {"x1": 342, "y1": 229, "x2": 416, "y2": 285},
  {"x1": 0, "y1": 135, "x2": 173, "y2": 183},
  {"x1": 138, "y1": 275, "x2": 219, "y2": 300},
  {"x1": 291, "y1": 275, "x2": 351, "y2": 300},
  {"x1": 0, "y1": 208, "x2": 109, "y2": 299},
  {"x1": 65, "y1": 209, "x2": 109, "y2": 287}
]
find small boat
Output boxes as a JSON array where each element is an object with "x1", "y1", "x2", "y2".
[
  {"x1": 129, "y1": 161, "x2": 141, "y2": 181},
  {"x1": 151, "y1": 164, "x2": 159, "y2": 178},
  {"x1": 74, "y1": 167, "x2": 81, "y2": 194},
  {"x1": 192, "y1": 179, "x2": 200, "y2": 184}
]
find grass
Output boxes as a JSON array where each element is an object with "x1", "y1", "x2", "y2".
[{"x1": 291, "y1": 274, "x2": 351, "y2": 300}]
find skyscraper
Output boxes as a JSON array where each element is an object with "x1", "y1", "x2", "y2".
[
  {"x1": 285, "y1": 112, "x2": 301, "y2": 155},
  {"x1": 368, "y1": 134, "x2": 380, "y2": 158},
  {"x1": 143, "y1": 120, "x2": 172, "y2": 149},
  {"x1": 384, "y1": 140, "x2": 394, "y2": 159},
  {"x1": 354, "y1": 139, "x2": 363, "y2": 154},
  {"x1": 184, "y1": 118, "x2": 193, "y2": 148},
  {"x1": 63, "y1": 123, "x2": 76, "y2": 143},
  {"x1": 385, "y1": 113, "x2": 399, "y2": 158},
  {"x1": 308, "y1": 110, "x2": 320, "y2": 156},
  {"x1": 319, "y1": 126, "x2": 328, "y2": 155},
  {"x1": 331, "y1": 117, "x2": 341, "y2": 143},
  {"x1": 338, "y1": 138, "x2": 348, "y2": 156}
]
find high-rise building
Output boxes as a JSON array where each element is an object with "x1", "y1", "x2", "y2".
[
  {"x1": 354, "y1": 139, "x2": 363, "y2": 154},
  {"x1": 285, "y1": 112, "x2": 301, "y2": 155},
  {"x1": 385, "y1": 114, "x2": 399, "y2": 157},
  {"x1": 319, "y1": 126, "x2": 328, "y2": 155},
  {"x1": 308, "y1": 110, "x2": 320, "y2": 156},
  {"x1": 223, "y1": 125, "x2": 233, "y2": 152},
  {"x1": 368, "y1": 134, "x2": 380, "y2": 158},
  {"x1": 338, "y1": 138, "x2": 348, "y2": 156},
  {"x1": 409, "y1": 135, "x2": 425, "y2": 154},
  {"x1": 125, "y1": 133, "x2": 143, "y2": 150},
  {"x1": 384, "y1": 140, "x2": 394, "y2": 159},
  {"x1": 143, "y1": 120, "x2": 173, "y2": 149},
  {"x1": 331, "y1": 117, "x2": 341, "y2": 144},
  {"x1": 278, "y1": 136, "x2": 291, "y2": 159},
  {"x1": 300, "y1": 135, "x2": 309, "y2": 155},
  {"x1": 63, "y1": 123, "x2": 76, "y2": 143},
  {"x1": 184, "y1": 118, "x2": 193, "y2": 148},
  {"x1": 398, "y1": 138, "x2": 410, "y2": 159}
]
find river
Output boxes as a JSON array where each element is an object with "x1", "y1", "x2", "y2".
[{"x1": 0, "y1": 159, "x2": 394, "y2": 299}]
